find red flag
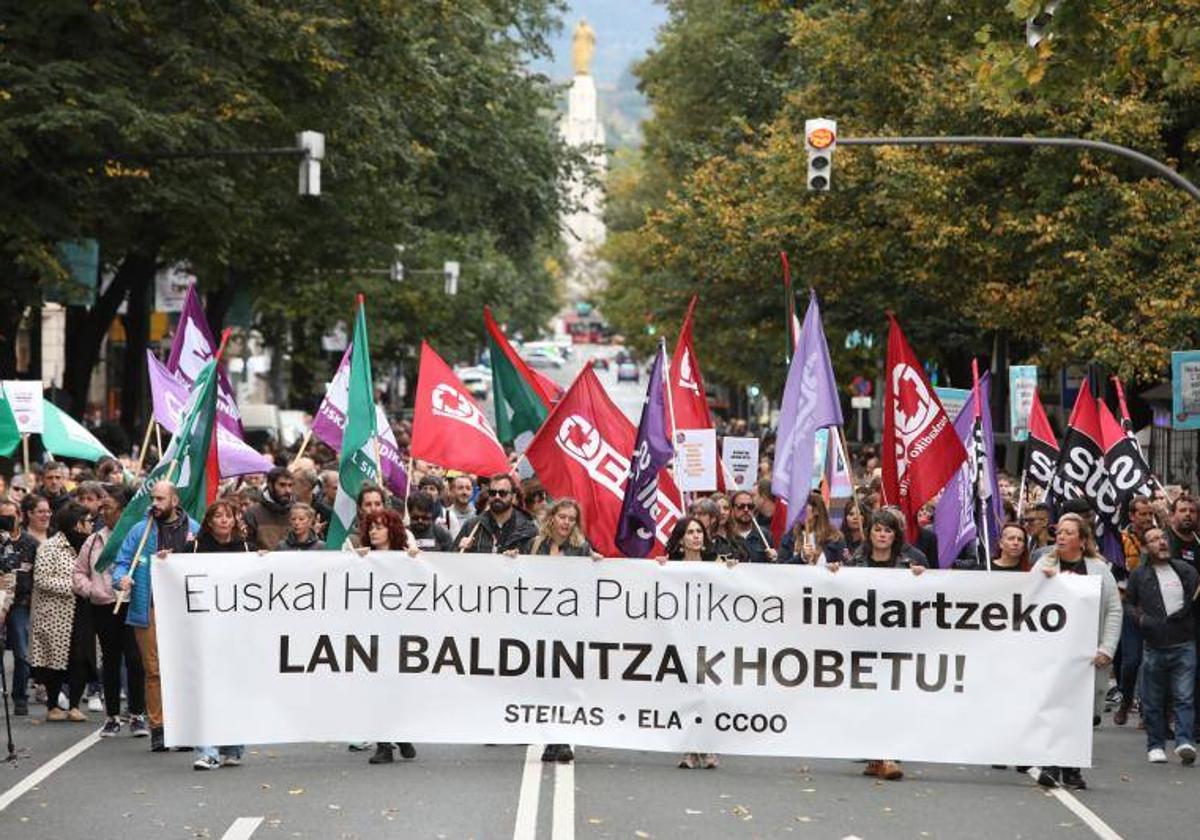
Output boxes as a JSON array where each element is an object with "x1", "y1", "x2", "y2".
[
  {"x1": 526, "y1": 367, "x2": 683, "y2": 556},
  {"x1": 667, "y1": 295, "x2": 732, "y2": 490},
  {"x1": 769, "y1": 499, "x2": 788, "y2": 546},
  {"x1": 411, "y1": 341, "x2": 511, "y2": 476},
  {"x1": 882, "y1": 314, "x2": 966, "y2": 540},
  {"x1": 1025, "y1": 388, "x2": 1059, "y2": 493}
]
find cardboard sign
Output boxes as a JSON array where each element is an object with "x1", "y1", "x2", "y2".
[
  {"x1": 721, "y1": 436, "x2": 759, "y2": 491},
  {"x1": 674, "y1": 428, "x2": 717, "y2": 492},
  {"x1": 2, "y1": 381, "x2": 44, "y2": 434}
]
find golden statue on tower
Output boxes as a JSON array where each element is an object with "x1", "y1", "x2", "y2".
[{"x1": 572, "y1": 19, "x2": 596, "y2": 76}]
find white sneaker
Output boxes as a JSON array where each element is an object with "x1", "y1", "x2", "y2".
[
  {"x1": 1176, "y1": 744, "x2": 1197, "y2": 766},
  {"x1": 87, "y1": 695, "x2": 104, "y2": 713},
  {"x1": 1148, "y1": 748, "x2": 1168, "y2": 763},
  {"x1": 57, "y1": 692, "x2": 70, "y2": 711}
]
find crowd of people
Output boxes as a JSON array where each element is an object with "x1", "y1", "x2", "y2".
[{"x1": 1, "y1": 432, "x2": 1198, "y2": 788}]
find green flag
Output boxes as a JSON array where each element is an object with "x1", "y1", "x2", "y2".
[
  {"x1": 40, "y1": 399, "x2": 115, "y2": 462},
  {"x1": 325, "y1": 297, "x2": 379, "y2": 550},
  {"x1": 0, "y1": 391, "x2": 18, "y2": 457},
  {"x1": 97, "y1": 355, "x2": 221, "y2": 571},
  {"x1": 483, "y1": 306, "x2": 553, "y2": 444}
]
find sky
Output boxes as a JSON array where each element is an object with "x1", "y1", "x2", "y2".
[{"x1": 534, "y1": 0, "x2": 669, "y2": 85}]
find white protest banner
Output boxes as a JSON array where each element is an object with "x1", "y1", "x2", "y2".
[
  {"x1": 1009, "y1": 365, "x2": 1038, "y2": 442},
  {"x1": 721, "y1": 436, "x2": 759, "y2": 492},
  {"x1": 2, "y1": 381, "x2": 44, "y2": 433},
  {"x1": 154, "y1": 552, "x2": 1100, "y2": 766},
  {"x1": 673, "y1": 427, "x2": 717, "y2": 492}
]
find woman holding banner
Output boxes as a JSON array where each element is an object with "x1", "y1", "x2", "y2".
[
  {"x1": 837, "y1": 507, "x2": 924, "y2": 781},
  {"x1": 1030, "y1": 513, "x2": 1122, "y2": 791},
  {"x1": 183, "y1": 498, "x2": 253, "y2": 770},
  {"x1": 354, "y1": 508, "x2": 421, "y2": 766},
  {"x1": 779, "y1": 493, "x2": 848, "y2": 566},
  {"x1": 665, "y1": 517, "x2": 721, "y2": 769}
]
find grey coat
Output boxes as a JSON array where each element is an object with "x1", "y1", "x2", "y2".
[{"x1": 1032, "y1": 553, "x2": 1123, "y2": 716}]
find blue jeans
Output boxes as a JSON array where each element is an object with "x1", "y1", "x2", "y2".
[
  {"x1": 195, "y1": 745, "x2": 244, "y2": 762},
  {"x1": 3, "y1": 604, "x2": 30, "y2": 703},
  {"x1": 1117, "y1": 612, "x2": 1143, "y2": 706},
  {"x1": 1141, "y1": 642, "x2": 1196, "y2": 751}
]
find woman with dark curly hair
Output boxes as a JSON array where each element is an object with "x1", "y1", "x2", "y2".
[{"x1": 354, "y1": 508, "x2": 421, "y2": 766}]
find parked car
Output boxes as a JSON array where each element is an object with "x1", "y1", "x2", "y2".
[
  {"x1": 617, "y1": 359, "x2": 640, "y2": 383},
  {"x1": 590, "y1": 355, "x2": 610, "y2": 371},
  {"x1": 522, "y1": 347, "x2": 564, "y2": 369},
  {"x1": 455, "y1": 366, "x2": 492, "y2": 399}
]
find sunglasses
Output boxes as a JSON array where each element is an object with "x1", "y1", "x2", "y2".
[
  {"x1": 490, "y1": 489, "x2": 512, "y2": 498},
  {"x1": 734, "y1": 503, "x2": 755, "y2": 511}
]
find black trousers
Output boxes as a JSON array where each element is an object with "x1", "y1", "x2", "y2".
[{"x1": 92, "y1": 601, "x2": 146, "y2": 717}]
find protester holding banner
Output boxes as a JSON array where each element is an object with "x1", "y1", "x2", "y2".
[
  {"x1": 527, "y1": 499, "x2": 595, "y2": 560},
  {"x1": 176, "y1": 498, "x2": 253, "y2": 769},
  {"x1": 455, "y1": 473, "x2": 537, "y2": 555},
  {"x1": 1124, "y1": 527, "x2": 1197, "y2": 765},
  {"x1": 779, "y1": 493, "x2": 847, "y2": 567},
  {"x1": 275, "y1": 503, "x2": 325, "y2": 551},
  {"x1": 354, "y1": 508, "x2": 419, "y2": 766},
  {"x1": 846, "y1": 509, "x2": 927, "y2": 572},
  {"x1": 1032, "y1": 512, "x2": 1122, "y2": 790},
  {"x1": 29, "y1": 502, "x2": 93, "y2": 722},
  {"x1": 727, "y1": 490, "x2": 777, "y2": 563},
  {"x1": 113, "y1": 481, "x2": 200, "y2": 752},
  {"x1": 72, "y1": 486, "x2": 149, "y2": 737}
]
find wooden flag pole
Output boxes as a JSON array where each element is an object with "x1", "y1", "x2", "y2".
[
  {"x1": 289, "y1": 428, "x2": 314, "y2": 468},
  {"x1": 134, "y1": 418, "x2": 155, "y2": 475},
  {"x1": 20, "y1": 434, "x2": 29, "y2": 478},
  {"x1": 154, "y1": 422, "x2": 163, "y2": 460},
  {"x1": 458, "y1": 519, "x2": 483, "y2": 553}
]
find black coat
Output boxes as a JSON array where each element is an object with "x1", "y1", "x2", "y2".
[
  {"x1": 455, "y1": 509, "x2": 538, "y2": 554},
  {"x1": 1125, "y1": 559, "x2": 1199, "y2": 648}
]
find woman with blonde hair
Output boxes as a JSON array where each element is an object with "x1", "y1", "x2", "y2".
[
  {"x1": 527, "y1": 499, "x2": 596, "y2": 558},
  {"x1": 1030, "y1": 512, "x2": 1122, "y2": 791},
  {"x1": 779, "y1": 493, "x2": 848, "y2": 566}
]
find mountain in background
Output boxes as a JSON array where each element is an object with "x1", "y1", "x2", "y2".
[{"x1": 531, "y1": 0, "x2": 667, "y2": 148}]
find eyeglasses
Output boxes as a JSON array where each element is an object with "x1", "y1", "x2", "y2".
[
  {"x1": 734, "y1": 503, "x2": 755, "y2": 511},
  {"x1": 490, "y1": 489, "x2": 512, "y2": 498}
]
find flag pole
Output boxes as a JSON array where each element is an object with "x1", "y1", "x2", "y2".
[
  {"x1": 403, "y1": 456, "x2": 414, "y2": 524},
  {"x1": 113, "y1": 457, "x2": 180, "y2": 614},
  {"x1": 20, "y1": 434, "x2": 29, "y2": 477},
  {"x1": 972, "y1": 358, "x2": 992, "y2": 571},
  {"x1": 153, "y1": 422, "x2": 163, "y2": 461},
  {"x1": 289, "y1": 428, "x2": 314, "y2": 468},
  {"x1": 134, "y1": 418, "x2": 155, "y2": 475},
  {"x1": 781, "y1": 251, "x2": 796, "y2": 366},
  {"x1": 1016, "y1": 466, "x2": 1029, "y2": 520}
]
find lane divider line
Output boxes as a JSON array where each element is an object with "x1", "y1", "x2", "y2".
[
  {"x1": 513, "y1": 744, "x2": 545, "y2": 840},
  {"x1": 1026, "y1": 768, "x2": 1124, "y2": 840},
  {"x1": 0, "y1": 729, "x2": 102, "y2": 813},
  {"x1": 220, "y1": 816, "x2": 265, "y2": 840}
]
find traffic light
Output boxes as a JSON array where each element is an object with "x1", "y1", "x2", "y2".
[
  {"x1": 443, "y1": 260, "x2": 460, "y2": 295},
  {"x1": 804, "y1": 118, "x2": 837, "y2": 192},
  {"x1": 1026, "y1": 1, "x2": 1059, "y2": 48},
  {"x1": 297, "y1": 130, "x2": 324, "y2": 196}
]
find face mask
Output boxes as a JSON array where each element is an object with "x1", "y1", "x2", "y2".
[
  {"x1": 0, "y1": 515, "x2": 15, "y2": 532},
  {"x1": 65, "y1": 528, "x2": 89, "y2": 551}
]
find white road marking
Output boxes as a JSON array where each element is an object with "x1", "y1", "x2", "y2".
[
  {"x1": 512, "y1": 743, "x2": 545, "y2": 840},
  {"x1": 1026, "y1": 768, "x2": 1124, "y2": 840},
  {"x1": 220, "y1": 817, "x2": 264, "y2": 840},
  {"x1": 551, "y1": 747, "x2": 575, "y2": 840},
  {"x1": 0, "y1": 729, "x2": 102, "y2": 813}
]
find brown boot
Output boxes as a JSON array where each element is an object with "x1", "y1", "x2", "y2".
[
  {"x1": 1113, "y1": 703, "x2": 1130, "y2": 726},
  {"x1": 878, "y1": 760, "x2": 904, "y2": 780},
  {"x1": 862, "y1": 760, "x2": 881, "y2": 777}
]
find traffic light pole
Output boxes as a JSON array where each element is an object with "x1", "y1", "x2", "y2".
[{"x1": 837, "y1": 135, "x2": 1200, "y2": 203}]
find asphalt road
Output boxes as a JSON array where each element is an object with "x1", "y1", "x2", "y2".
[
  {"x1": 0, "y1": 697, "x2": 1195, "y2": 839},
  {"x1": 3, "y1": 346, "x2": 1195, "y2": 839}
]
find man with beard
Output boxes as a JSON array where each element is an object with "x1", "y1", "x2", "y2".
[
  {"x1": 455, "y1": 473, "x2": 537, "y2": 554},
  {"x1": 729, "y1": 490, "x2": 777, "y2": 563},
  {"x1": 113, "y1": 481, "x2": 199, "y2": 752},
  {"x1": 243, "y1": 467, "x2": 295, "y2": 551},
  {"x1": 407, "y1": 493, "x2": 454, "y2": 552},
  {"x1": 1167, "y1": 495, "x2": 1200, "y2": 573}
]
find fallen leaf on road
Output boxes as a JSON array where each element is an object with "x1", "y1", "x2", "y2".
[
  {"x1": 328, "y1": 804, "x2": 341, "y2": 810},
  {"x1": 801, "y1": 788, "x2": 816, "y2": 793},
  {"x1": 882, "y1": 807, "x2": 893, "y2": 813},
  {"x1": 796, "y1": 816, "x2": 812, "y2": 823},
  {"x1": 685, "y1": 809, "x2": 702, "y2": 815},
  {"x1": 261, "y1": 784, "x2": 272, "y2": 790},
  {"x1": 586, "y1": 817, "x2": 603, "y2": 825},
  {"x1": 732, "y1": 805, "x2": 752, "y2": 820},
  {"x1": 288, "y1": 788, "x2": 305, "y2": 796},
  {"x1": 635, "y1": 831, "x2": 650, "y2": 839},
  {"x1": 1119, "y1": 775, "x2": 1131, "y2": 783}
]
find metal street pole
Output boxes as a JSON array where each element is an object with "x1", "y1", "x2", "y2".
[{"x1": 837, "y1": 136, "x2": 1200, "y2": 204}]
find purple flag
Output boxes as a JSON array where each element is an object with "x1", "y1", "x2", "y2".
[
  {"x1": 616, "y1": 345, "x2": 674, "y2": 558},
  {"x1": 771, "y1": 290, "x2": 844, "y2": 531},
  {"x1": 312, "y1": 344, "x2": 408, "y2": 498},
  {"x1": 147, "y1": 351, "x2": 273, "y2": 477},
  {"x1": 933, "y1": 374, "x2": 1003, "y2": 568},
  {"x1": 167, "y1": 283, "x2": 245, "y2": 437}
]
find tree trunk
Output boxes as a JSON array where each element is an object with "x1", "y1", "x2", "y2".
[{"x1": 63, "y1": 249, "x2": 158, "y2": 423}]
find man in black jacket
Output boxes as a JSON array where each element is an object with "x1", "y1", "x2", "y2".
[
  {"x1": 455, "y1": 473, "x2": 537, "y2": 554},
  {"x1": 1125, "y1": 528, "x2": 1198, "y2": 765}
]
